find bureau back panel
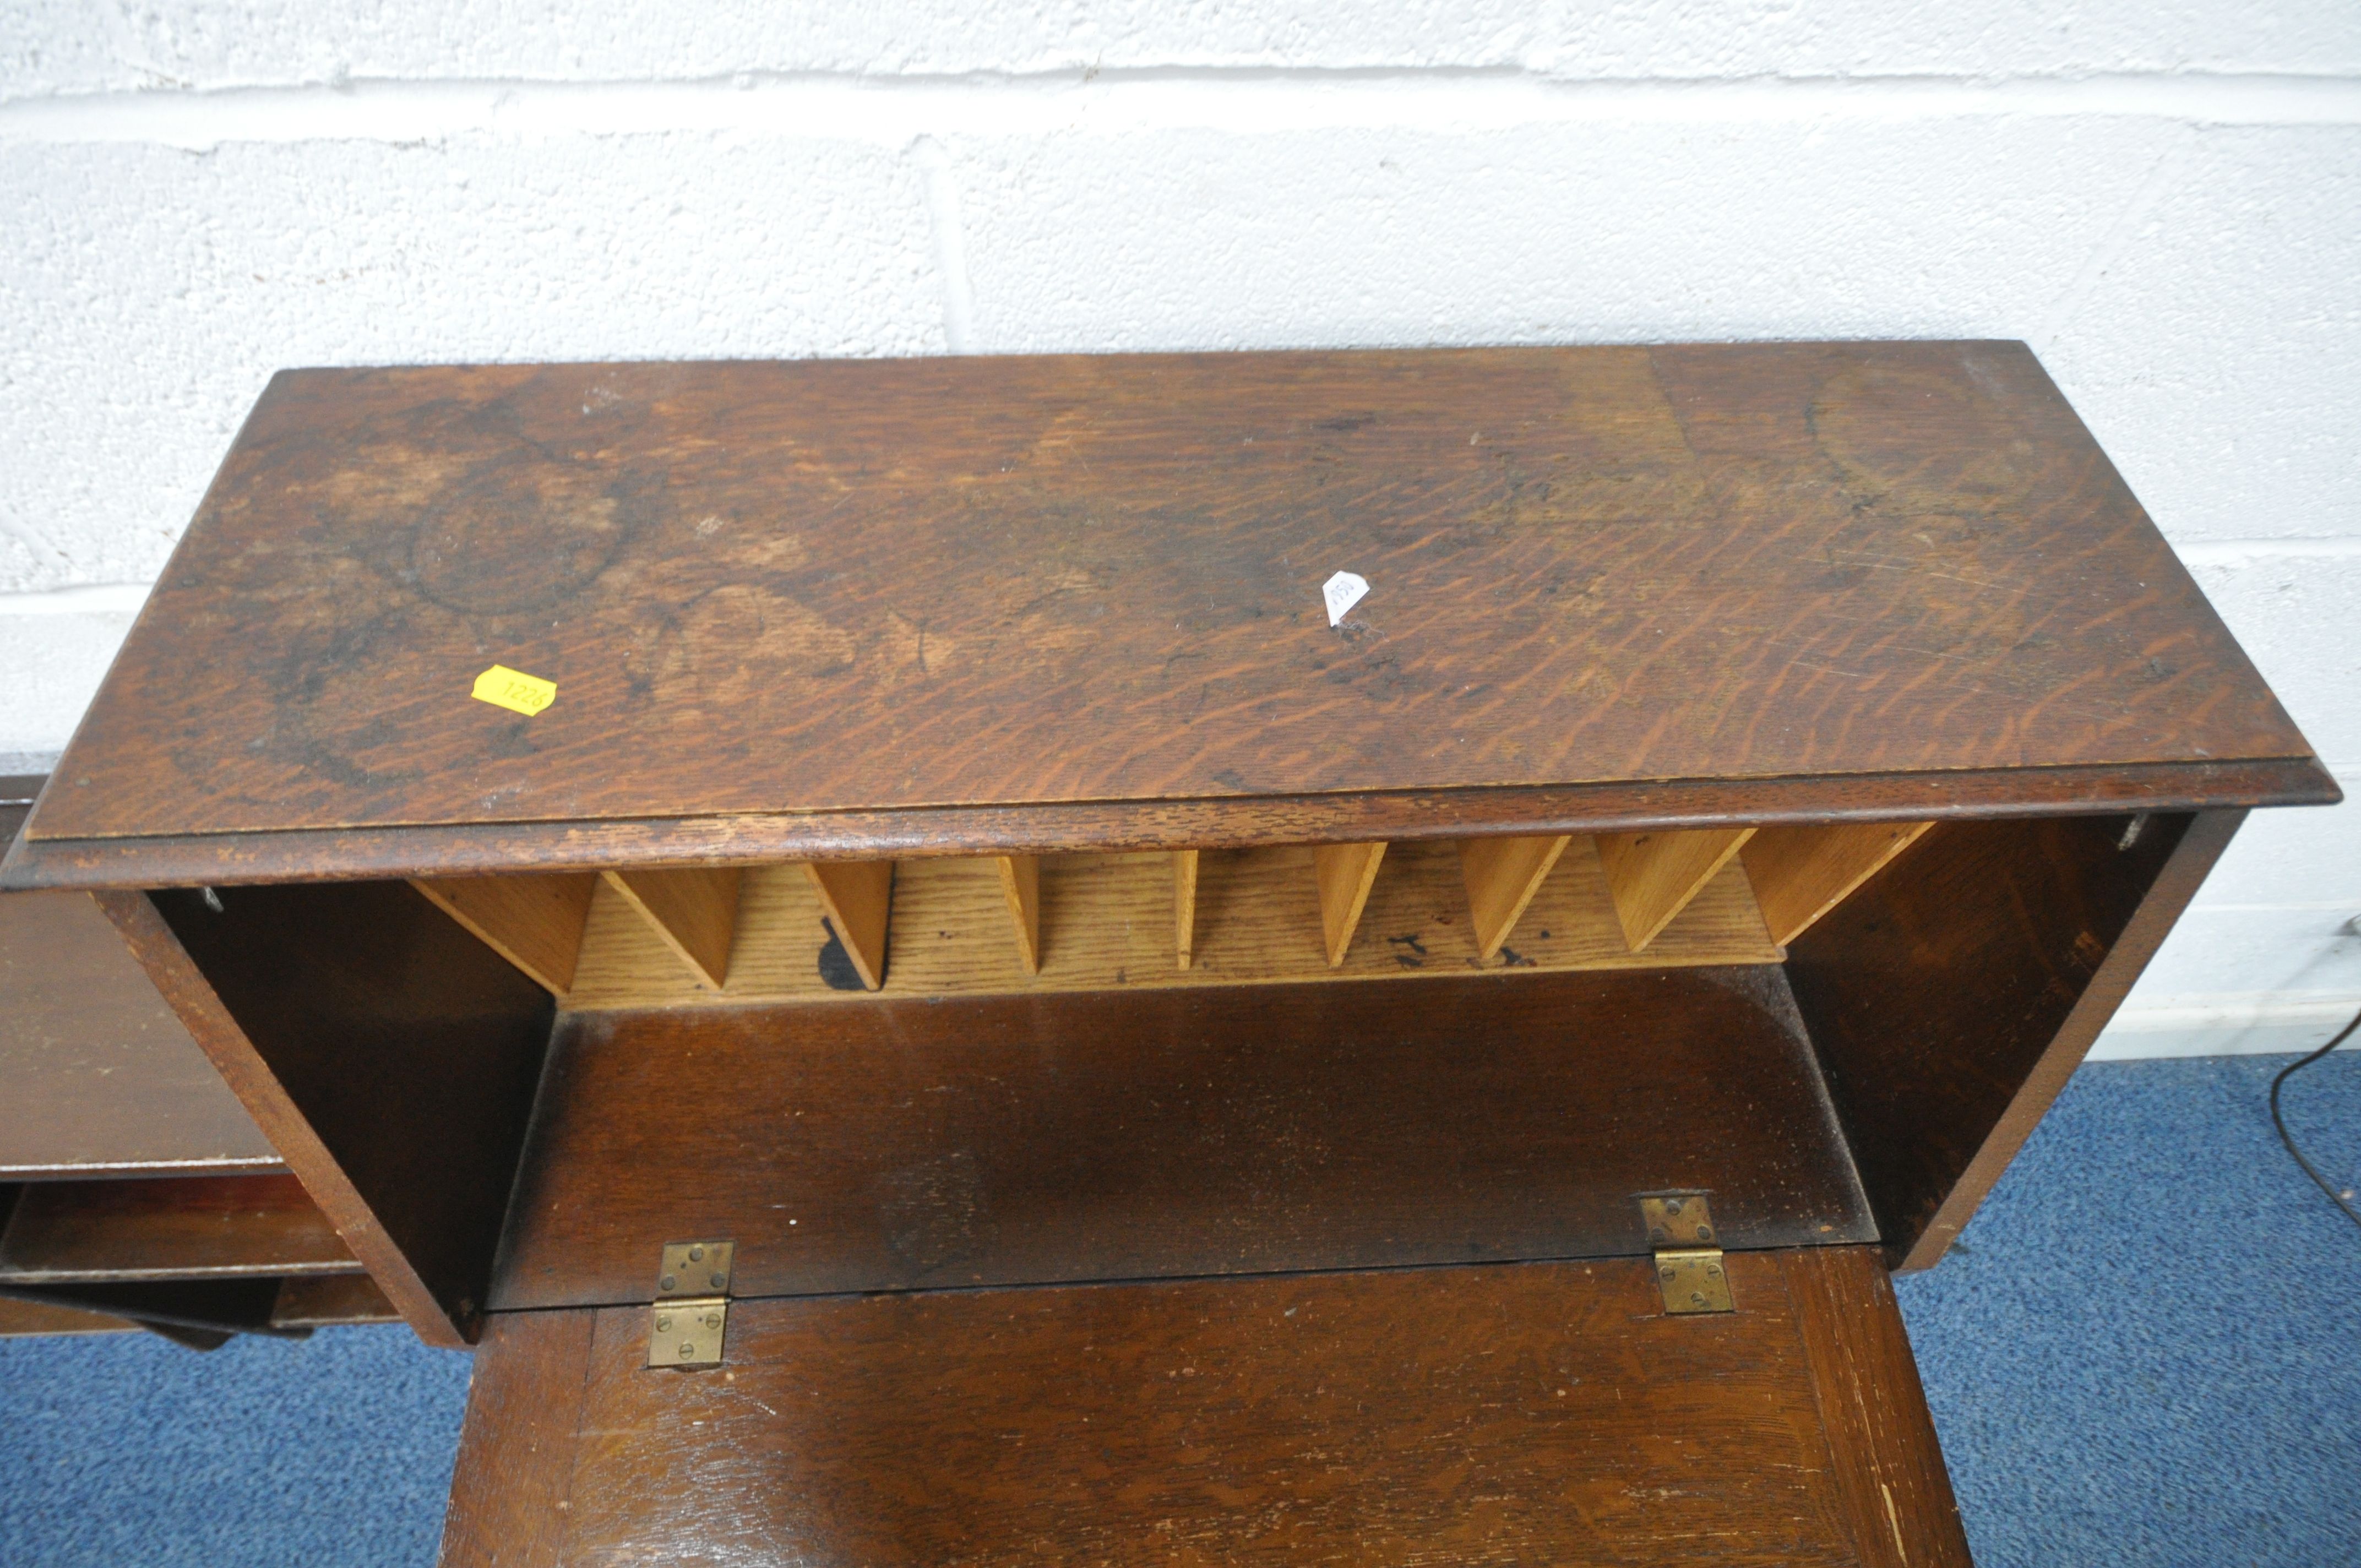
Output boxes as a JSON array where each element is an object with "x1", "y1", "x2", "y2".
[{"x1": 489, "y1": 965, "x2": 1872, "y2": 1310}]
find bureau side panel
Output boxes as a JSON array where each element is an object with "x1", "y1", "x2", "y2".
[
  {"x1": 1786, "y1": 809, "x2": 2239, "y2": 1270},
  {"x1": 105, "y1": 881, "x2": 553, "y2": 1346}
]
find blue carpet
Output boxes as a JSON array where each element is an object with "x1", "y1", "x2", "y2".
[
  {"x1": 0, "y1": 1052, "x2": 2353, "y2": 1566},
  {"x1": 0, "y1": 1320, "x2": 469, "y2": 1567},
  {"x1": 1895, "y1": 1051, "x2": 2361, "y2": 1567}
]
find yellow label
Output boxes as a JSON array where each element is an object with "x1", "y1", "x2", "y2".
[{"x1": 471, "y1": 664, "x2": 557, "y2": 717}]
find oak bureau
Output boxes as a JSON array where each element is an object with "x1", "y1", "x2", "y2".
[{"x1": 2, "y1": 342, "x2": 2335, "y2": 1565}]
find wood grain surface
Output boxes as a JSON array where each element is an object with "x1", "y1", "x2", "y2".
[
  {"x1": 1888, "y1": 809, "x2": 2241, "y2": 1272},
  {"x1": 443, "y1": 1250, "x2": 1967, "y2": 1568},
  {"x1": 0, "y1": 885, "x2": 282, "y2": 1177},
  {"x1": 993, "y1": 854, "x2": 1042, "y2": 973},
  {"x1": 0, "y1": 1296, "x2": 138, "y2": 1337},
  {"x1": 1171, "y1": 848, "x2": 1199, "y2": 968},
  {"x1": 803, "y1": 861, "x2": 893, "y2": 990},
  {"x1": 489, "y1": 965, "x2": 1869, "y2": 1310},
  {"x1": 26, "y1": 344, "x2": 2318, "y2": 863},
  {"x1": 1597, "y1": 824, "x2": 1756, "y2": 950},
  {"x1": 1311, "y1": 840, "x2": 1387, "y2": 965},
  {"x1": 0, "y1": 1174, "x2": 358, "y2": 1283},
  {"x1": 0, "y1": 1276, "x2": 299, "y2": 1346},
  {"x1": 410, "y1": 873, "x2": 597, "y2": 995},
  {"x1": 439, "y1": 1309, "x2": 597, "y2": 1568},
  {"x1": 1781, "y1": 1246, "x2": 1973, "y2": 1566}
]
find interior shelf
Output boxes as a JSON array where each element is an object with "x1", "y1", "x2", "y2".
[
  {"x1": 562, "y1": 837, "x2": 1782, "y2": 1009},
  {"x1": 0, "y1": 1174, "x2": 363, "y2": 1284}
]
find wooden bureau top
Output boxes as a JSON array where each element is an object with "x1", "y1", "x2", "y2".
[{"x1": 9, "y1": 341, "x2": 2332, "y2": 886}]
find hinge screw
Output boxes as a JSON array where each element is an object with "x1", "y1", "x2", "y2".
[
  {"x1": 689, "y1": 1245, "x2": 705, "y2": 1262},
  {"x1": 659, "y1": 1275, "x2": 677, "y2": 1292},
  {"x1": 656, "y1": 1315, "x2": 672, "y2": 1332},
  {"x1": 679, "y1": 1342, "x2": 696, "y2": 1358}
]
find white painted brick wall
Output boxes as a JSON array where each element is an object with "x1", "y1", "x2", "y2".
[{"x1": 3, "y1": 2, "x2": 2356, "y2": 1053}]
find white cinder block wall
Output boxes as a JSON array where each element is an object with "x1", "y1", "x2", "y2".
[{"x1": 3, "y1": 2, "x2": 2357, "y2": 1055}]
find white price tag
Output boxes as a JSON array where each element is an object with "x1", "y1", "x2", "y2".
[{"x1": 1322, "y1": 570, "x2": 1370, "y2": 627}]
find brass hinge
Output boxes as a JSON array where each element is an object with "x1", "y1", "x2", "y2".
[
  {"x1": 1640, "y1": 1195, "x2": 1734, "y2": 1315},
  {"x1": 646, "y1": 1239, "x2": 735, "y2": 1368}
]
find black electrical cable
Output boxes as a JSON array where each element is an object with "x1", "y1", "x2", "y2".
[{"x1": 2269, "y1": 1000, "x2": 2361, "y2": 1231}]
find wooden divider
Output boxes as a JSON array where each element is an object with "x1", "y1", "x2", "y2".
[
  {"x1": 564, "y1": 841, "x2": 1781, "y2": 1009},
  {"x1": 1742, "y1": 822, "x2": 1934, "y2": 945},
  {"x1": 1173, "y1": 850, "x2": 1200, "y2": 971},
  {"x1": 600, "y1": 867, "x2": 742, "y2": 989},
  {"x1": 1593, "y1": 827, "x2": 1757, "y2": 952},
  {"x1": 422, "y1": 824, "x2": 1936, "y2": 1009},
  {"x1": 804, "y1": 862, "x2": 894, "y2": 991},
  {"x1": 996, "y1": 856, "x2": 1043, "y2": 974},
  {"x1": 1311, "y1": 842, "x2": 1389, "y2": 967},
  {"x1": 410, "y1": 873, "x2": 598, "y2": 995},
  {"x1": 1456, "y1": 835, "x2": 1574, "y2": 961}
]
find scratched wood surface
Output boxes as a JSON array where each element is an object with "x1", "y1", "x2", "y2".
[
  {"x1": 28, "y1": 342, "x2": 2315, "y2": 853},
  {"x1": 442, "y1": 1251, "x2": 1969, "y2": 1568}
]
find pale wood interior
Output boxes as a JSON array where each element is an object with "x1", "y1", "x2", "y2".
[
  {"x1": 1594, "y1": 826, "x2": 1759, "y2": 952},
  {"x1": 1457, "y1": 834, "x2": 1574, "y2": 961},
  {"x1": 995, "y1": 854, "x2": 1042, "y2": 975},
  {"x1": 600, "y1": 866, "x2": 741, "y2": 989},
  {"x1": 1172, "y1": 849, "x2": 1200, "y2": 971},
  {"x1": 1742, "y1": 820, "x2": 1937, "y2": 945},
  {"x1": 562, "y1": 837, "x2": 1771, "y2": 1009},
  {"x1": 417, "y1": 822, "x2": 1936, "y2": 1009},
  {"x1": 1311, "y1": 841, "x2": 1389, "y2": 966},
  {"x1": 802, "y1": 861, "x2": 893, "y2": 992},
  {"x1": 409, "y1": 872, "x2": 599, "y2": 996}
]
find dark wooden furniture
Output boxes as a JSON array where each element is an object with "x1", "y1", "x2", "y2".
[
  {"x1": 0, "y1": 777, "x2": 399, "y2": 1345},
  {"x1": 3, "y1": 344, "x2": 2333, "y2": 1562}
]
